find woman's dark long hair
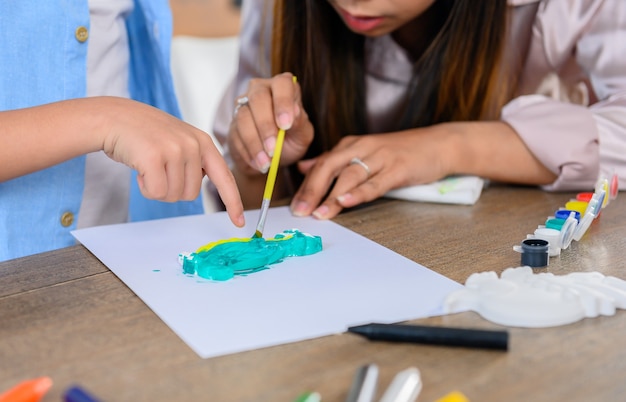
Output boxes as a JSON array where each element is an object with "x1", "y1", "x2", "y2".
[{"x1": 270, "y1": 0, "x2": 511, "y2": 158}]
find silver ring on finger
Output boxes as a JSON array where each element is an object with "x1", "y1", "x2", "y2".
[
  {"x1": 233, "y1": 96, "x2": 249, "y2": 117},
  {"x1": 349, "y1": 157, "x2": 371, "y2": 178}
]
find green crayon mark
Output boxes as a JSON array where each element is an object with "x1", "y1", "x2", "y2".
[{"x1": 438, "y1": 177, "x2": 459, "y2": 194}]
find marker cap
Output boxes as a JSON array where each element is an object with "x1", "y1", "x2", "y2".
[
  {"x1": 435, "y1": 391, "x2": 470, "y2": 402},
  {"x1": 64, "y1": 386, "x2": 101, "y2": 402},
  {"x1": 0, "y1": 377, "x2": 53, "y2": 402}
]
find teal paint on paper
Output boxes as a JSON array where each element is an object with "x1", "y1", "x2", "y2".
[{"x1": 180, "y1": 229, "x2": 322, "y2": 281}]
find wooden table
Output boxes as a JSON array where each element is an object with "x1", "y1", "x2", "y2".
[{"x1": 2, "y1": 186, "x2": 625, "y2": 402}]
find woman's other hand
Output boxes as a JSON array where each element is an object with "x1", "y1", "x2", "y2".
[
  {"x1": 289, "y1": 127, "x2": 452, "y2": 219},
  {"x1": 289, "y1": 120, "x2": 555, "y2": 220}
]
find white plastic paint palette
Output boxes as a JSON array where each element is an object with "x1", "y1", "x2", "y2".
[{"x1": 443, "y1": 266, "x2": 626, "y2": 328}]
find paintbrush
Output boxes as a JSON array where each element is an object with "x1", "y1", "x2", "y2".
[
  {"x1": 252, "y1": 127, "x2": 285, "y2": 238},
  {"x1": 252, "y1": 76, "x2": 296, "y2": 239}
]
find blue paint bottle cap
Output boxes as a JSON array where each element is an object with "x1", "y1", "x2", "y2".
[{"x1": 554, "y1": 209, "x2": 580, "y2": 221}]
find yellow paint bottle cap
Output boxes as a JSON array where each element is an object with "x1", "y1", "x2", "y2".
[{"x1": 564, "y1": 200, "x2": 588, "y2": 216}]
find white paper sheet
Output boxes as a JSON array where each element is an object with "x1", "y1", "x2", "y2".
[{"x1": 72, "y1": 207, "x2": 462, "y2": 359}]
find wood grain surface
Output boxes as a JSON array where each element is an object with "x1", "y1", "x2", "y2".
[{"x1": 1, "y1": 185, "x2": 625, "y2": 402}]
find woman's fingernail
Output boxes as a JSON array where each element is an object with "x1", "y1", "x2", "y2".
[
  {"x1": 291, "y1": 201, "x2": 309, "y2": 216},
  {"x1": 264, "y1": 136, "x2": 276, "y2": 157},
  {"x1": 277, "y1": 113, "x2": 292, "y2": 130},
  {"x1": 336, "y1": 193, "x2": 352, "y2": 205},
  {"x1": 312, "y1": 205, "x2": 329, "y2": 219},
  {"x1": 255, "y1": 151, "x2": 270, "y2": 173}
]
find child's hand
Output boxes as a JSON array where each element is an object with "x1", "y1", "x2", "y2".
[
  {"x1": 227, "y1": 72, "x2": 313, "y2": 176},
  {"x1": 99, "y1": 97, "x2": 244, "y2": 227}
]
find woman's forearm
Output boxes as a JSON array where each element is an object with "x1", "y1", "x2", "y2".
[{"x1": 441, "y1": 120, "x2": 557, "y2": 185}]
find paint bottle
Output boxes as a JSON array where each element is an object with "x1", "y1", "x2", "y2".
[{"x1": 515, "y1": 238, "x2": 549, "y2": 268}]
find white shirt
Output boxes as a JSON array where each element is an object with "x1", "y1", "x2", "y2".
[{"x1": 78, "y1": 0, "x2": 134, "y2": 228}]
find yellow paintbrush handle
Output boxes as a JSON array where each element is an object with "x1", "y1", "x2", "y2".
[
  {"x1": 262, "y1": 128, "x2": 285, "y2": 201},
  {"x1": 261, "y1": 75, "x2": 297, "y2": 201}
]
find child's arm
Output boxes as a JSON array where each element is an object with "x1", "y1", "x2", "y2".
[{"x1": 0, "y1": 96, "x2": 244, "y2": 226}]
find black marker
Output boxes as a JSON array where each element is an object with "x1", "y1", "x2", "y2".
[{"x1": 348, "y1": 323, "x2": 508, "y2": 351}]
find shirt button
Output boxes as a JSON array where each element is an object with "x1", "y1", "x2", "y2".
[
  {"x1": 60, "y1": 212, "x2": 75, "y2": 227},
  {"x1": 75, "y1": 26, "x2": 89, "y2": 43}
]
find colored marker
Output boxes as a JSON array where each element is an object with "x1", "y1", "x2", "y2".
[
  {"x1": 345, "y1": 364, "x2": 379, "y2": 402},
  {"x1": 293, "y1": 391, "x2": 321, "y2": 402},
  {"x1": 0, "y1": 377, "x2": 52, "y2": 402},
  {"x1": 378, "y1": 367, "x2": 421, "y2": 402},
  {"x1": 435, "y1": 391, "x2": 471, "y2": 402},
  {"x1": 348, "y1": 323, "x2": 509, "y2": 351},
  {"x1": 64, "y1": 385, "x2": 101, "y2": 402}
]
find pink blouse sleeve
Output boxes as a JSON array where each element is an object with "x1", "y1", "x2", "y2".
[{"x1": 502, "y1": 0, "x2": 626, "y2": 191}]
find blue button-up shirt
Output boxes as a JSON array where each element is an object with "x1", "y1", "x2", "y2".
[{"x1": 0, "y1": 0, "x2": 203, "y2": 261}]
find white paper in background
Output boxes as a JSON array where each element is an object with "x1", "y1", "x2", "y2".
[{"x1": 72, "y1": 207, "x2": 462, "y2": 359}]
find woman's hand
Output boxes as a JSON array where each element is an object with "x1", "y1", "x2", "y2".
[
  {"x1": 288, "y1": 120, "x2": 557, "y2": 220},
  {"x1": 290, "y1": 126, "x2": 456, "y2": 219},
  {"x1": 227, "y1": 73, "x2": 314, "y2": 176}
]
